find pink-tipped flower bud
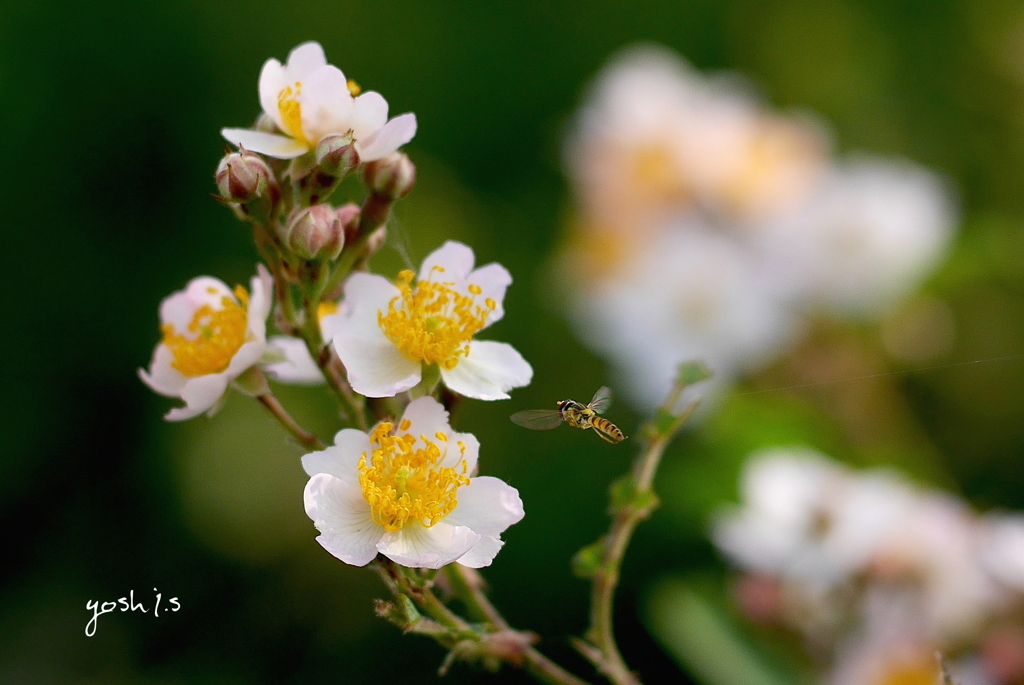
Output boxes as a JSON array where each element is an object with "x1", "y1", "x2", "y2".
[
  {"x1": 363, "y1": 151, "x2": 416, "y2": 200},
  {"x1": 216, "y1": 151, "x2": 277, "y2": 204},
  {"x1": 335, "y1": 202, "x2": 362, "y2": 243},
  {"x1": 315, "y1": 134, "x2": 360, "y2": 178},
  {"x1": 283, "y1": 204, "x2": 345, "y2": 261}
]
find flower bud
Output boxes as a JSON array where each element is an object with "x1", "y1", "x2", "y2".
[
  {"x1": 216, "y1": 151, "x2": 277, "y2": 205},
  {"x1": 315, "y1": 134, "x2": 360, "y2": 178},
  {"x1": 365, "y1": 225, "x2": 387, "y2": 255},
  {"x1": 283, "y1": 204, "x2": 345, "y2": 261},
  {"x1": 363, "y1": 151, "x2": 416, "y2": 200},
  {"x1": 336, "y1": 202, "x2": 362, "y2": 244}
]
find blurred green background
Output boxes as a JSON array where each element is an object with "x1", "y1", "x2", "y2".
[{"x1": 3, "y1": 0, "x2": 1024, "y2": 682}]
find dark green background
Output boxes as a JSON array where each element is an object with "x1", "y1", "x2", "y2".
[{"x1": 3, "y1": 0, "x2": 1024, "y2": 682}]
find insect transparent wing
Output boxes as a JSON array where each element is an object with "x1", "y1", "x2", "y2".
[
  {"x1": 510, "y1": 409, "x2": 564, "y2": 430},
  {"x1": 588, "y1": 386, "x2": 613, "y2": 414}
]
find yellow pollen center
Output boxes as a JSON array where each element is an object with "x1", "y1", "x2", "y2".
[
  {"x1": 162, "y1": 286, "x2": 249, "y2": 377},
  {"x1": 358, "y1": 422, "x2": 470, "y2": 533},
  {"x1": 317, "y1": 301, "x2": 339, "y2": 321},
  {"x1": 347, "y1": 79, "x2": 361, "y2": 96},
  {"x1": 277, "y1": 82, "x2": 311, "y2": 146},
  {"x1": 377, "y1": 268, "x2": 495, "y2": 370},
  {"x1": 877, "y1": 660, "x2": 938, "y2": 685}
]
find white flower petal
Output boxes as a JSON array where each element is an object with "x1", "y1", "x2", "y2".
[
  {"x1": 358, "y1": 113, "x2": 417, "y2": 162},
  {"x1": 418, "y1": 241, "x2": 476, "y2": 282},
  {"x1": 285, "y1": 41, "x2": 328, "y2": 80},
  {"x1": 159, "y1": 277, "x2": 233, "y2": 334},
  {"x1": 221, "y1": 128, "x2": 309, "y2": 159},
  {"x1": 318, "y1": 305, "x2": 346, "y2": 344},
  {"x1": 446, "y1": 430, "x2": 480, "y2": 475},
  {"x1": 258, "y1": 58, "x2": 287, "y2": 131},
  {"x1": 350, "y1": 91, "x2": 389, "y2": 141},
  {"x1": 445, "y1": 476, "x2": 524, "y2": 536},
  {"x1": 263, "y1": 336, "x2": 324, "y2": 385},
  {"x1": 301, "y1": 428, "x2": 371, "y2": 485},
  {"x1": 456, "y1": 535, "x2": 504, "y2": 569},
  {"x1": 304, "y1": 473, "x2": 382, "y2": 567},
  {"x1": 377, "y1": 522, "x2": 480, "y2": 569},
  {"x1": 398, "y1": 395, "x2": 451, "y2": 437},
  {"x1": 165, "y1": 372, "x2": 231, "y2": 422},
  {"x1": 246, "y1": 264, "x2": 273, "y2": 341},
  {"x1": 299, "y1": 65, "x2": 354, "y2": 144},
  {"x1": 138, "y1": 344, "x2": 187, "y2": 397},
  {"x1": 335, "y1": 273, "x2": 401, "y2": 340},
  {"x1": 441, "y1": 340, "x2": 533, "y2": 400},
  {"x1": 465, "y1": 262, "x2": 512, "y2": 328},
  {"x1": 332, "y1": 334, "x2": 421, "y2": 397},
  {"x1": 224, "y1": 340, "x2": 266, "y2": 378}
]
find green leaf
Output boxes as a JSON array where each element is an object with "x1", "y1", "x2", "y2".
[
  {"x1": 676, "y1": 361, "x2": 712, "y2": 387},
  {"x1": 572, "y1": 539, "x2": 605, "y2": 578},
  {"x1": 609, "y1": 475, "x2": 637, "y2": 510},
  {"x1": 397, "y1": 594, "x2": 421, "y2": 624},
  {"x1": 646, "y1": 579, "x2": 793, "y2": 685}
]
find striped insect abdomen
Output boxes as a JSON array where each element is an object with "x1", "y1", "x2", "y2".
[{"x1": 591, "y1": 417, "x2": 626, "y2": 443}]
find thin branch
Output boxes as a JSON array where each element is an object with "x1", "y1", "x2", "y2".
[
  {"x1": 257, "y1": 394, "x2": 324, "y2": 450},
  {"x1": 444, "y1": 565, "x2": 595, "y2": 685},
  {"x1": 578, "y1": 363, "x2": 709, "y2": 685}
]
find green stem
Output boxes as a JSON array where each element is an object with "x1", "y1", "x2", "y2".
[{"x1": 580, "y1": 366, "x2": 707, "y2": 685}]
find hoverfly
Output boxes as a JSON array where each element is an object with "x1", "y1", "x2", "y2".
[{"x1": 510, "y1": 386, "x2": 627, "y2": 444}]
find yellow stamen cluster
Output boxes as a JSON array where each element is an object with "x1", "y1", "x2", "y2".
[
  {"x1": 162, "y1": 286, "x2": 249, "y2": 377},
  {"x1": 346, "y1": 79, "x2": 361, "y2": 96},
  {"x1": 277, "y1": 83, "x2": 311, "y2": 146},
  {"x1": 358, "y1": 422, "x2": 470, "y2": 533},
  {"x1": 377, "y1": 269, "x2": 495, "y2": 369}
]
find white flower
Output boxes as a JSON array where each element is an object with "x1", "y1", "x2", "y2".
[
  {"x1": 139, "y1": 266, "x2": 273, "y2": 421},
  {"x1": 331, "y1": 241, "x2": 533, "y2": 400},
  {"x1": 302, "y1": 396, "x2": 524, "y2": 569},
  {"x1": 221, "y1": 41, "x2": 416, "y2": 162},
  {"x1": 566, "y1": 225, "x2": 799, "y2": 409},
  {"x1": 757, "y1": 157, "x2": 957, "y2": 316}
]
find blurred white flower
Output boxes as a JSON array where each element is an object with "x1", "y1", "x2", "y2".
[
  {"x1": 560, "y1": 44, "x2": 959, "y2": 411},
  {"x1": 758, "y1": 157, "x2": 957, "y2": 316},
  {"x1": 978, "y1": 514, "x2": 1024, "y2": 594},
  {"x1": 139, "y1": 266, "x2": 273, "y2": 421},
  {"x1": 567, "y1": 226, "x2": 800, "y2": 408},
  {"x1": 712, "y1": 448, "x2": 914, "y2": 593},
  {"x1": 717, "y1": 448, "x2": 1014, "y2": 656},
  {"x1": 565, "y1": 45, "x2": 829, "y2": 235},
  {"x1": 222, "y1": 41, "x2": 416, "y2": 162},
  {"x1": 870, "y1": 493, "x2": 1005, "y2": 643},
  {"x1": 331, "y1": 241, "x2": 533, "y2": 400},
  {"x1": 302, "y1": 396, "x2": 524, "y2": 569}
]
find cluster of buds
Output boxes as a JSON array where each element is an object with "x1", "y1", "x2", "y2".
[{"x1": 216, "y1": 138, "x2": 413, "y2": 252}]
